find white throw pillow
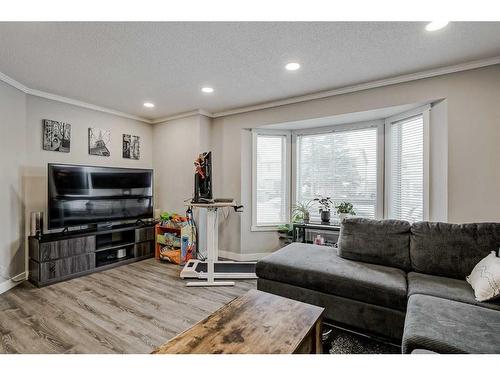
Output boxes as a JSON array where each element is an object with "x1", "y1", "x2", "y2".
[{"x1": 466, "y1": 251, "x2": 500, "y2": 302}]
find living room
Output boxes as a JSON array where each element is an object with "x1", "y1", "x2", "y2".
[{"x1": 1, "y1": 0, "x2": 500, "y2": 372}]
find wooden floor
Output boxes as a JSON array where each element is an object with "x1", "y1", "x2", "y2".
[{"x1": 0, "y1": 258, "x2": 256, "y2": 353}]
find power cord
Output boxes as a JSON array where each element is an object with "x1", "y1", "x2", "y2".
[{"x1": 185, "y1": 205, "x2": 206, "y2": 261}]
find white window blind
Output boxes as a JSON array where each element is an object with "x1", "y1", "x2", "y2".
[
  {"x1": 387, "y1": 114, "x2": 424, "y2": 222},
  {"x1": 296, "y1": 126, "x2": 378, "y2": 219},
  {"x1": 254, "y1": 134, "x2": 288, "y2": 226}
]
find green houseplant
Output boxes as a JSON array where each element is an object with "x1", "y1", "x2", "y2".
[
  {"x1": 335, "y1": 201, "x2": 356, "y2": 222},
  {"x1": 292, "y1": 200, "x2": 313, "y2": 223},
  {"x1": 277, "y1": 223, "x2": 294, "y2": 247},
  {"x1": 314, "y1": 196, "x2": 333, "y2": 223},
  {"x1": 277, "y1": 200, "x2": 314, "y2": 247}
]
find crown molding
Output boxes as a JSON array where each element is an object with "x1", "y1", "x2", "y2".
[
  {"x1": 151, "y1": 109, "x2": 214, "y2": 124},
  {"x1": 0, "y1": 71, "x2": 30, "y2": 92},
  {"x1": 26, "y1": 88, "x2": 153, "y2": 123},
  {"x1": 212, "y1": 56, "x2": 500, "y2": 118},
  {"x1": 1, "y1": 55, "x2": 499, "y2": 123},
  {"x1": 0, "y1": 71, "x2": 153, "y2": 123}
]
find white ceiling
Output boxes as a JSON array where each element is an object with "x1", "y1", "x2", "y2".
[{"x1": 0, "y1": 22, "x2": 499, "y2": 120}]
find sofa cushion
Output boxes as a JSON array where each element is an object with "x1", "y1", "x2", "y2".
[
  {"x1": 338, "y1": 218, "x2": 411, "y2": 271},
  {"x1": 467, "y1": 251, "x2": 500, "y2": 302},
  {"x1": 407, "y1": 272, "x2": 500, "y2": 311},
  {"x1": 257, "y1": 278, "x2": 406, "y2": 341},
  {"x1": 410, "y1": 222, "x2": 500, "y2": 279},
  {"x1": 256, "y1": 242, "x2": 408, "y2": 311},
  {"x1": 403, "y1": 294, "x2": 500, "y2": 354},
  {"x1": 410, "y1": 349, "x2": 437, "y2": 354}
]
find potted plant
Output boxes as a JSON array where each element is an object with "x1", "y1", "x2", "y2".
[
  {"x1": 314, "y1": 196, "x2": 333, "y2": 223},
  {"x1": 277, "y1": 223, "x2": 294, "y2": 247},
  {"x1": 292, "y1": 200, "x2": 313, "y2": 223},
  {"x1": 335, "y1": 201, "x2": 356, "y2": 222}
]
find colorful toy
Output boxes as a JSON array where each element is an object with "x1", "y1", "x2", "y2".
[{"x1": 155, "y1": 212, "x2": 196, "y2": 265}]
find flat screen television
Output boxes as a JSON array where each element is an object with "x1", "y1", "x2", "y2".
[{"x1": 48, "y1": 164, "x2": 153, "y2": 230}]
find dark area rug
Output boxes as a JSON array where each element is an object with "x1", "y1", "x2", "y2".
[{"x1": 325, "y1": 327, "x2": 401, "y2": 354}]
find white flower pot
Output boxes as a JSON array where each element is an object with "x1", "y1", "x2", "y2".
[{"x1": 338, "y1": 213, "x2": 348, "y2": 222}]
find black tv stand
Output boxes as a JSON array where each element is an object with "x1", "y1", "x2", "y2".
[
  {"x1": 28, "y1": 222, "x2": 156, "y2": 287},
  {"x1": 135, "y1": 218, "x2": 147, "y2": 226},
  {"x1": 96, "y1": 221, "x2": 113, "y2": 231}
]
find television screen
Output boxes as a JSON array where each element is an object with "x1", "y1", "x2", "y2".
[{"x1": 48, "y1": 164, "x2": 153, "y2": 229}]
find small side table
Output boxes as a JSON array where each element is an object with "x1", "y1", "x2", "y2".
[{"x1": 292, "y1": 221, "x2": 341, "y2": 247}]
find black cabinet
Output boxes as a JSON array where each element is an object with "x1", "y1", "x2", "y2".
[
  {"x1": 134, "y1": 241, "x2": 154, "y2": 258},
  {"x1": 292, "y1": 222, "x2": 340, "y2": 247},
  {"x1": 29, "y1": 236, "x2": 96, "y2": 262},
  {"x1": 135, "y1": 226, "x2": 154, "y2": 243},
  {"x1": 29, "y1": 223, "x2": 155, "y2": 287},
  {"x1": 30, "y1": 254, "x2": 95, "y2": 283}
]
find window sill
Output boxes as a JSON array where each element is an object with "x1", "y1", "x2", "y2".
[{"x1": 251, "y1": 225, "x2": 280, "y2": 232}]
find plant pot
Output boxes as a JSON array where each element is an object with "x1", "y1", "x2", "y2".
[
  {"x1": 278, "y1": 233, "x2": 293, "y2": 247},
  {"x1": 303, "y1": 212, "x2": 310, "y2": 223},
  {"x1": 338, "y1": 213, "x2": 348, "y2": 222},
  {"x1": 320, "y1": 210, "x2": 331, "y2": 223}
]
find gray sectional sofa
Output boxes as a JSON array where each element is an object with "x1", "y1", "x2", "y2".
[{"x1": 256, "y1": 218, "x2": 500, "y2": 353}]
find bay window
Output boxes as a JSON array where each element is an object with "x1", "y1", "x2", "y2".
[
  {"x1": 252, "y1": 106, "x2": 429, "y2": 229},
  {"x1": 252, "y1": 131, "x2": 290, "y2": 229},
  {"x1": 385, "y1": 107, "x2": 429, "y2": 222},
  {"x1": 295, "y1": 124, "x2": 380, "y2": 219}
]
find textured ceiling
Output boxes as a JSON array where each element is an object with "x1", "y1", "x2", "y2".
[{"x1": 0, "y1": 22, "x2": 499, "y2": 120}]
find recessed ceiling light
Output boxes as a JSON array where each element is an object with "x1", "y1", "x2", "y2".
[
  {"x1": 143, "y1": 102, "x2": 155, "y2": 108},
  {"x1": 425, "y1": 21, "x2": 449, "y2": 32},
  {"x1": 201, "y1": 87, "x2": 214, "y2": 94},
  {"x1": 285, "y1": 62, "x2": 301, "y2": 71}
]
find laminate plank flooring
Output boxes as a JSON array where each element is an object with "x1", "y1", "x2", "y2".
[{"x1": 0, "y1": 258, "x2": 256, "y2": 354}]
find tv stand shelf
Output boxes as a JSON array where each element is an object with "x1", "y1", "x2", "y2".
[
  {"x1": 94, "y1": 242, "x2": 136, "y2": 253},
  {"x1": 28, "y1": 222, "x2": 156, "y2": 287}
]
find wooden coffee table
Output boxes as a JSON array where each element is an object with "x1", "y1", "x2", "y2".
[{"x1": 152, "y1": 289, "x2": 324, "y2": 354}]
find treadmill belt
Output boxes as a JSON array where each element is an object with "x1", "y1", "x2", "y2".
[{"x1": 194, "y1": 262, "x2": 256, "y2": 273}]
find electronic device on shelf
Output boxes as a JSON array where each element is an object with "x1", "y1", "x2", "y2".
[
  {"x1": 192, "y1": 152, "x2": 212, "y2": 203},
  {"x1": 48, "y1": 163, "x2": 154, "y2": 230}
]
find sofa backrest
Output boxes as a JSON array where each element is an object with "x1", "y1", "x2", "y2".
[
  {"x1": 338, "y1": 218, "x2": 411, "y2": 271},
  {"x1": 410, "y1": 222, "x2": 500, "y2": 279}
]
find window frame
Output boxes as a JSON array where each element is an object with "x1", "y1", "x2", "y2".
[
  {"x1": 251, "y1": 107, "x2": 431, "y2": 231},
  {"x1": 291, "y1": 120, "x2": 385, "y2": 220},
  {"x1": 384, "y1": 105, "x2": 430, "y2": 221},
  {"x1": 251, "y1": 129, "x2": 292, "y2": 231}
]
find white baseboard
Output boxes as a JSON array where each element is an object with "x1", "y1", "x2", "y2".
[
  {"x1": 218, "y1": 250, "x2": 271, "y2": 261},
  {"x1": 0, "y1": 271, "x2": 28, "y2": 295}
]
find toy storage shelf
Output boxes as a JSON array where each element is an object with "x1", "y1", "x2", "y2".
[{"x1": 155, "y1": 225, "x2": 182, "y2": 260}]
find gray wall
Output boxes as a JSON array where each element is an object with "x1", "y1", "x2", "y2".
[
  {"x1": 152, "y1": 115, "x2": 209, "y2": 214},
  {"x1": 429, "y1": 99, "x2": 448, "y2": 222},
  {"x1": 0, "y1": 91, "x2": 153, "y2": 290},
  {"x1": 152, "y1": 115, "x2": 212, "y2": 256},
  {"x1": 0, "y1": 80, "x2": 27, "y2": 282}
]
